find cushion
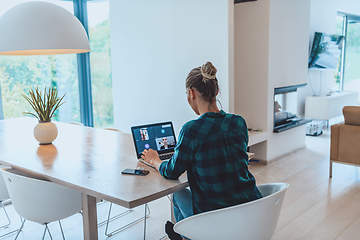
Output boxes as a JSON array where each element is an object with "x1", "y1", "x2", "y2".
[{"x1": 343, "y1": 106, "x2": 360, "y2": 126}]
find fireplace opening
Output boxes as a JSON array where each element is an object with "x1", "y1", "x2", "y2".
[{"x1": 274, "y1": 84, "x2": 311, "y2": 133}]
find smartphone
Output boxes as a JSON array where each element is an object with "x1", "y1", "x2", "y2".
[{"x1": 121, "y1": 169, "x2": 150, "y2": 176}]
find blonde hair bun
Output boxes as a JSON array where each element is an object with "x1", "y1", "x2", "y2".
[{"x1": 200, "y1": 62, "x2": 217, "y2": 80}]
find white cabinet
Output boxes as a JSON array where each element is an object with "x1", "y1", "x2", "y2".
[{"x1": 305, "y1": 91, "x2": 359, "y2": 120}]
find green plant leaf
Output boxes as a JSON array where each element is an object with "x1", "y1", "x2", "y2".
[
  {"x1": 23, "y1": 112, "x2": 39, "y2": 120},
  {"x1": 22, "y1": 87, "x2": 65, "y2": 122}
]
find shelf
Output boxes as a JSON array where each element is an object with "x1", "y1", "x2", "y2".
[{"x1": 248, "y1": 130, "x2": 268, "y2": 146}]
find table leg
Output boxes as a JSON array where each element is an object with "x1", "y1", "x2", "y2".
[
  {"x1": 82, "y1": 194, "x2": 98, "y2": 240},
  {"x1": 170, "y1": 194, "x2": 175, "y2": 223}
]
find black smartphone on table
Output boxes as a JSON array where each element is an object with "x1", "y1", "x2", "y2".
[{"x1": 121, "y1": 169, "x2": 150, "y2": 176}]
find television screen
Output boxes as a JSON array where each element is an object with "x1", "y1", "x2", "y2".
[{"x1": 309, "y1": 32, "x2": 344, "y2": 70}]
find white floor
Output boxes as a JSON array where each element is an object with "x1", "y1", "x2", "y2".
[
  {"x1": 1, "y1": 129, "x2": 359, "y2": 240},
  {"x1": 0, "y1": 196, "x2": 171, "y2": 240}
]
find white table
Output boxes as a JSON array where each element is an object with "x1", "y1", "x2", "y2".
[{"x1": 0, "y1": 118, "x2": 188, "y2": 240}]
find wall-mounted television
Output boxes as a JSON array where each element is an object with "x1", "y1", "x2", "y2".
[{"x1": 308, "y1": 32, "x2": 344, "y2": 70}]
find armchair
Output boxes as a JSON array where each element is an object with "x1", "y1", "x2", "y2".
[{"x1": 330, "y1": 106, "x2": 360, "y2": 177}]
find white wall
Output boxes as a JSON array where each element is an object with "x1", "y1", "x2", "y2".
[
  {"x1": 266, "y1": 0, "x2": 310, "y2": 160},
  {"x1": 298, "y1": 0, "x2": 360, "y2": 115},
  {"x1": 110, "y1": 0, "x2": 233, "y2": 133},
  {"x1": 268, "y1": 0, "x2": 310, "y2": 89},
  {"x1": 310, "y1": 0, "x2": 337, "y2": 35},
  {"x1": 234, "y1": 0, "x2": 270, "y2": 131},
  {"x1": 311, "y1": 0, "x2": 360, "y2": 35},
  {"x1": 235, "y1": 0, "x2": 311, "y2": 161}
]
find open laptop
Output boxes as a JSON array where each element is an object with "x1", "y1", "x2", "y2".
[{"x1": 131, "y1": 122, "x2": 176, "y2": 167}]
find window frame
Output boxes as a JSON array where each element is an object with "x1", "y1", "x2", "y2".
[
  {"x1": 73, "y1": 0, "x2": 94, "y2": 127},
  {"x1": 338, "y1": 11, "x2": 360, "y2": 92}
]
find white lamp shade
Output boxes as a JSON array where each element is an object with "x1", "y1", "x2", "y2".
[{"x1": 0, "y1": 1, "x2": 90, "y2": 55}]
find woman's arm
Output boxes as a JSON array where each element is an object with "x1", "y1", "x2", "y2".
[{"x1": 142, "y1": 124, "x2": 192, "y2": 179}]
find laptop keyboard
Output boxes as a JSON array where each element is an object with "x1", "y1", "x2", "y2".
[{"x1": 160, "y1": 153, "x2": 174, "y2": 160}]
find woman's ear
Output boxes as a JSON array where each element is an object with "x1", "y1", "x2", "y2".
[{"x1": 189, "y1": 88, "x2": 195, "y2": 100}]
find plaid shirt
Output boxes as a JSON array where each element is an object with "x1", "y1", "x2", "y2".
[{"x1": 159, "y1": 110, "x2": 262, "y2": 214}]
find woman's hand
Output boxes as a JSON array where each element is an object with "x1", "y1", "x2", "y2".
[{"x1": 141, "y1": 149, "x2": 162, "y2": 170}]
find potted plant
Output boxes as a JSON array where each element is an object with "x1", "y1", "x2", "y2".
[{"x1": 23, "y1": 87, "x2": 65, "y2": 145}]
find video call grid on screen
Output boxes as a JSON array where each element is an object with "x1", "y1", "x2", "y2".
[{"x1": 132, "y1": 122, "x2": 176, "y2": 157}]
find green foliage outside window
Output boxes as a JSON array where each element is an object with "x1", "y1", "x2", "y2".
[
  {"x1": 89, "y1": 19, "x2": 113, "y2": 128},
  {"x1": 0, "y1": 19, "x2": 113, "y2": 128}
]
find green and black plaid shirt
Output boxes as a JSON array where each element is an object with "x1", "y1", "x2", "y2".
[{"x1": 159, "y1": 110, "x2": 262, "y2": 214}]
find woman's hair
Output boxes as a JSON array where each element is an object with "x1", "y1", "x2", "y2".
[{"x1": 186, "y1": 62, "x2": 219, "y2": 103}]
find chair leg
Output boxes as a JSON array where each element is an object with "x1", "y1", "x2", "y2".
[
  {"x1": 42, "y1": 224, "x2": 53, "y2": 240},
  {"x1": 41, "y1": 226, "x2": 47, "y2": 240},
  {"x1": 104, "y1": 204, "x2": 150, "y2": 238},
  {"x1": 143, "y1": 203, "x2": 147, "y2": 240},
  {"x1": 47, "y1": 225, "x2": 53, "y2": 240},
  {"x1": 330, "y1": 160, "x2": 333, "y2": 178},
  {"x1": 58, "y1": 220, "x2": 65, "y2": 240},
  {"x1": 0, "y1": 202, "x2": 11, "y2": 229},
  {"x1": 0, "y1": 203, "x2": 25, "y2": 239},
  {"x1": 13, "y1": 219, "x2": 25, "y2": 240},
  {"x1": 98, "y1": 202, "x2": 132, "y2": 228},
  {"x1": 104, "y1": 202, "x2": 113, "y2": 234}
]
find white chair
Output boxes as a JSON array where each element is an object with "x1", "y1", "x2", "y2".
[
  {"x1": 0, "y1": 167, "x2": 11, "y2": 228},
  {"x1": 174, "y1": 183, "x2": 289, "y2": 240},
  {"x1": 0, "y1": 166, "x2": 23, "y2": 238},
  {"x1": 69, "y1": 121, "x2": 83, "y2": 126},
  {"x1": 1, "y1": 168, "x2": 82, "y2": 240}
]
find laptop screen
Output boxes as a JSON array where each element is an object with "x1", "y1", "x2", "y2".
[{"x1": 131, "y1": 122, "x2": 176, "y2": 158}]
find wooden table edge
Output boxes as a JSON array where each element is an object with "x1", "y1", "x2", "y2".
[{"x1": 0, "y1": 161, "x2": 189, "y2": 208}]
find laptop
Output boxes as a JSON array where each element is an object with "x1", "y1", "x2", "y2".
[{"x1": 131, "y1": 122, "x2": 177, "y2": 167}]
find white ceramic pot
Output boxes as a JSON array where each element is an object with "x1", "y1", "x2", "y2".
[{"x1": 34, "y1": 121, "x2": 58, "y2": 145}]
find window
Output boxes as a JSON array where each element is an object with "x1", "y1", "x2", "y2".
[
  {"x1": 0, "y1": 55, "x2": 80, "y2": 122},
  {"x1": 343, "y1": 19, "x2": 360, "y2": 93},
  {"x1": 0, "y1": 0, "x2": 80, "y2": 122},
  {"x1": 338, "y1": 12, "x2": 360, "y2": 97},
  {"x1": 0, "y1": 0, "x2": 114, "y2": 127},
  {"x1": 88, "y1": 1, "x2": 113, "y2": 128},
  {"x1": 331, "y1": 15, "x2": 345, "y2": 91}
]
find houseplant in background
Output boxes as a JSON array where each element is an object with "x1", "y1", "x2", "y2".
[{"x1": 23, "y1": 88, "x2": 65, "y2": 145}]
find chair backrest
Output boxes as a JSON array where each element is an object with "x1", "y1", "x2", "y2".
[
  {"x1": 69, "y1": 122, "x2": 83, "y2": 126},
  {"x1": 343, "y1": 106, "x2": 360, "y2": 126},
  {"x1": 174, "y1": 183, "x2": 289, "y2": 240},
  {"x1": 0, "y1": 166, "x2": 11, "y2": 202},
  {"x1": 1, "y1": 169, "x2": 82, "y2": 224},
  {"x1": 104, "y1": 128, "x2": 124, "y2": 133}
]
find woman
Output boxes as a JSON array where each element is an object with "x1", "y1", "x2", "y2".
[{"x1": 142, "y1": 62, "x2": 262, "y2": 240}]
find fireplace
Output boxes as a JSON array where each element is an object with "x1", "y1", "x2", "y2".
[{"x1": 273, "y1": 84, "x2": 310, "y2": 133}]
